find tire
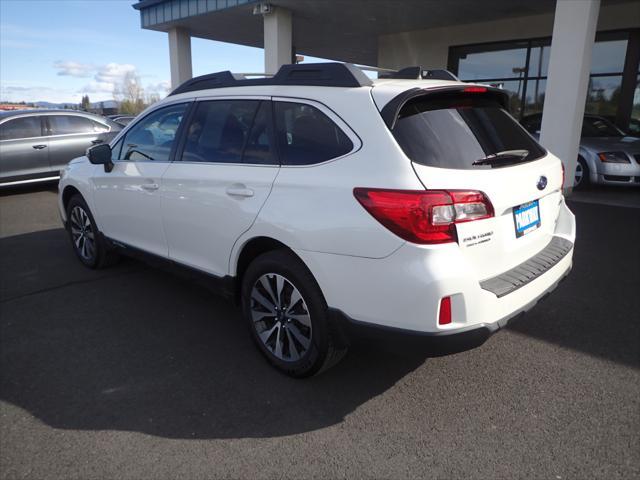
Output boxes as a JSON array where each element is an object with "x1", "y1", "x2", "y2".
[
  {"x1": 574, "y1": 157, "x2": 590, "y2": 190},
  {"x1": 66, "y1": 194, "x2": 119, "y2": 269},
  {"x1": 241, "y1": 249, "x2": 348, "y2": 377}
]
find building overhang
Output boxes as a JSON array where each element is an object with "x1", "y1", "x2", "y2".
[{"x1": 132, "y1": 0, "x2": 576, "y2": 65}]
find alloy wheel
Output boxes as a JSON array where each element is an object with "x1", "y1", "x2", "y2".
[
  {"x1": 70, "y1": 205, "x2": 95, "y2": 261},
  {"x1": 250, "y1": 273, "x2": 312, "y2": 362},
  {"x1": 574, "y1": 162, "x2": 583, "y2": 187}
]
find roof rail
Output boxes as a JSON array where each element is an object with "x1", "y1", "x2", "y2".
[
  {"x1": 379, "y1": 66, "x2": 459, "y2": 81},
  {"x1": 169, "y1": 62, "x2": 373, "y2": 96}
]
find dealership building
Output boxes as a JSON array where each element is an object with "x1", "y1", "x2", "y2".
[{"x1": 132, "y1": 0, "x2": 639, "y2": 188}]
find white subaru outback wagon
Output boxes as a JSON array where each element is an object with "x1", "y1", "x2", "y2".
[{"x1": 58, "y1": 63, "x2": 576, "y2": 377}]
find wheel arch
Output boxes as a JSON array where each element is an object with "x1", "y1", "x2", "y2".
[
  {"x1": 62, "y1": 185, "x2": 83, "y2": 211},
  {"x1": 232, "y1": 236, "x2": 310, "y2": 304},
  {"x1": 578, "y1": 149, "x2": 599, "y2": 180}
]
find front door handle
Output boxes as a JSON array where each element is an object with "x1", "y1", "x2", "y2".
[
  {"x1": 32, "y1": 144, "x2": 47, "y2": 150},
  {"x1": 141, "y1": 183, "x2": 159, "y2": 191},
  {"x1": 91, "y1": 139, "x2": 104, "y2": 145},
  {"x1": 226, "y1": 185, "x2": 254, "y2": 197}
]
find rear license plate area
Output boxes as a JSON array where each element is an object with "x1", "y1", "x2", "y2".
[{"x1": 513, "y1": 200, "x2": 541, "y2": 238}]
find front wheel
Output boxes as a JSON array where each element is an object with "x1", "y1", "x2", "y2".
[
  {"x1": 241, "y1": 250, "x2": 347, "y2": 377},
  {"x1": 574, "y1": 157, "x2": 590, "y2": 190},
  {"x1": 66, "y1": 194, "x2": 118, "y2": 269}
]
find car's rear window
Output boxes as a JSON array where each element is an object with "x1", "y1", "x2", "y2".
[{"x1": 392, "y1": 93, "x2": 546, "y2": 169}]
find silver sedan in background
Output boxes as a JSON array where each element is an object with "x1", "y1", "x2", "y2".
[
  {"x1": 521, "y1": 113, "x2": 640, "y2": 189},
  {"x1": 0, "y1": 110, "x2": 122, "y2": 186}
]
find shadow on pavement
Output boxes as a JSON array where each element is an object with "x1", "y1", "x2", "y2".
[
  {"x1": 1, "y1": 200, "x2": 637, "y2": 441},
  {"x1": 0, "y1": 228, "x2": 452, "y2": 440},
  {"x1": 507, "y1": 201, "x2": 640, "y2": 369}
]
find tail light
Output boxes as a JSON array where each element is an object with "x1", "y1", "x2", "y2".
[{"x1": 353, "y1": 188, "x2": 494, "y2": 244}]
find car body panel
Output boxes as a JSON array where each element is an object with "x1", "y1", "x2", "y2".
[
  {"x1": 161, "y1": 162, "x2": 280, "y2": 276},
  {"x1": 92, "y1": 160, "x2": 171, "y2": 257},
  {"x1": 411, "y1": 154, "x2": 563, "y2": 281}
]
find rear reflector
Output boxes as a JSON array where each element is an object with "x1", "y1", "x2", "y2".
[
  {"x1": 438, "y1": 297, "x2": 452, "y2": 325},
  {"x1": 353, "y1": 188, "x2": 494, "y2": 244}
]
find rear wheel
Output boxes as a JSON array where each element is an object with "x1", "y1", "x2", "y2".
[
  {"x1": 66, "y1": 194, "x2": 119, "y2": 269},
  {"x1": 241, "y1": 250, "x2": 347, "y2": 377},
  {"x1": 574, "y1": 157, "x2": 590, "y2": 190}
]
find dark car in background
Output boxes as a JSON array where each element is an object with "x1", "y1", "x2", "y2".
[
  {"x1": 0, "y1": 110, "x2": 122, "y2": 185},
  {"x1": 521, "y1": 113, "x2": 640, "y2": 189}
]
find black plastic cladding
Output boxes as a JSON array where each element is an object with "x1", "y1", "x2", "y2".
[{"x1": 169, "y1": 62, "x2": 373, "y2": 96}]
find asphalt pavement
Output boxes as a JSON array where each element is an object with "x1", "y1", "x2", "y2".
[{"x1": 0, "y1": 183, "x2": 638, "y2": 479}]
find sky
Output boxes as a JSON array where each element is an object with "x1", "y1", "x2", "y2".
[{"x1": 0, "y1": 0, "x2": 278, "y2": 104}]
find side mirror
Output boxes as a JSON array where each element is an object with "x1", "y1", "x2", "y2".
[{"x1": 87, "y1": 143, "x2": 114, "y2": 172}]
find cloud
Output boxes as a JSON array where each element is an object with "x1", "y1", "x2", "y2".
[
  {"x1": 80, "y1": 63, "x2": 137, "y2": 95},
  {"x1": 80, "y1": 82, "x2": 116, "y2": 94},
  {"x1": 54, "y1": 60, "x2": 94, "y2": 78},
  {"x1": 94, "y1": 63, "x2": 136, "y2": 85}
]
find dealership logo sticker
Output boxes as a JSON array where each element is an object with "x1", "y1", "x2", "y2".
[{"x1": 537, "y1": 176, "x2": 548, "y2": 190}]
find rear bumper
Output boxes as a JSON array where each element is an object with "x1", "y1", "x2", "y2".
[
  {"x1": 296, "y1": 197, "x2": 576, "y2": 336},
  {"x1": 331, "y1": 260, "x2": 571, "y2": 342}
]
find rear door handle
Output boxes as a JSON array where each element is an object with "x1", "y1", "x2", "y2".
[
  {"x1": 141, "y1": 183, "x2": 159, "y2": 191},
  {"x1": 226, "y1": 186, "x2": 254, "y2": 197},
  {"x1": 32, "y1": 145, "x2": 47, "y2": 150}
]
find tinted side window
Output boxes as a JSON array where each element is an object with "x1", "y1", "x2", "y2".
[
  {"x1": 0, "y1": 116, "x2": 42, "y2": 140},
  {"x1": 242, "y1": 101, "x2": 274, "y2": 165},
  {"x1": 120, "y1": 103, "x2": 188, "y2": 162},
  {"x1": 48, "y1": 116, "x2": 108, "y2": 135},
  {"x1": 182, "y1": 100, "x2": 259, "y2": 164},
  {"x1": 274, "y1": 102, "x2": 353, "y2": 165}
]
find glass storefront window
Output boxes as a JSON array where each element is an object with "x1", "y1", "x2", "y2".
[
  {"x1": 486, "y1": 80, "x2": 524, "y2": 118},
  {"x1": 590, "y1": 40, "x2": 628, "y2": 74},
  {"x1": 584, "y1": 76, "x2": 624, "y2": 117},
  {"x1": 451, "y1": 31, "x2": 636, "y2": 128},
  {"x1": 524, "y1": 79, "x2": 547, "y2": 115},
  {"x1": 528, "y1": 45, "x2": 550, "y2": 78},
  {"x1": 457, "y1": 47, "x2": 527, "y2": 80}
]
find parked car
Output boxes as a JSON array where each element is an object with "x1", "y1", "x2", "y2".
[
  {"x1": 0, "y1": 110, "x2": 122, "y2": 186},
  {"x1": 58, "y1": 63, "x2": 575, "y2": 377},
  {"x1": 521, "y1": 113, "x2": 640, "y2": 189}
]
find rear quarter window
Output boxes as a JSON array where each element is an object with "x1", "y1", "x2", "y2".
[
  {"x1": 392, "y1": 93, "x2": 546, "y2": 169},
  {"x1": 274, "y1": 101, "x2": 353, "y2": 165}
]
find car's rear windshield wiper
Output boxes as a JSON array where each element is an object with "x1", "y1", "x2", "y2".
[{"x1": 472, "y1": 149, "x2": 529, "y2": 166}]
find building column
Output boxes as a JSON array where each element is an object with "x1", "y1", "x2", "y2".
[
  {"x1": 168, "y1": 27, "x2": 193, "y2": 89},
  {"x1": 540, "y1": 0, "x2": 600, "y2": 193},
  {"x1": 263, "y1": 7, "x2": 292, "y2": 75}
]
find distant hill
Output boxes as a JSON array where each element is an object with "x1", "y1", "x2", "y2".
[{"x1": 33, "y1": 100, "x2": 119, "y2": 109}]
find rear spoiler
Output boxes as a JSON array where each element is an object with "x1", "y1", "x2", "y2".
[{"x1": 380, "y1": 86, "x2": 510, "y2": 130}]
